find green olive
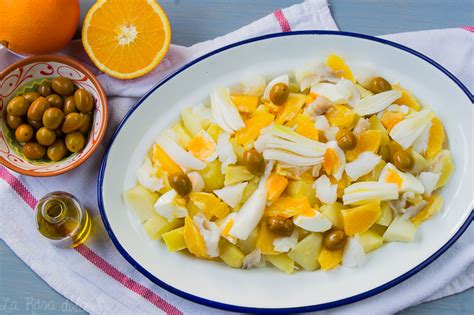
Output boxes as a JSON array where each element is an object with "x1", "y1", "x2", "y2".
[
  {"x1": 367, "y1": 77, "x2": 392, "y2": 94},
  {"x1": 61, "y1": 113, "x2": 83, "y2": 133},
  {"x1": 52, "y1": 77, "x2": 75, "y2": 96},
  {"x1": 324, "y1": 229, "x2": 347, "y2": 250},
  {"x1": 242, "y1": 148, "x2": 265, "y2": 176},
  {"x1": 42, "y1": 108, "x2": 64, "y2": 130},
  {"x1": 22, "y1": 142, "x2": 46, "y2": 160},
  {"x1": 23, "y1": 91, "x2": 40, "y2": 104},
  {"x1": 65, "y1": 132, "x2": 86, "y2": 153},
  {"x1": 6, "y1": 96, "x2": 29, "y2": 116},
  {"x1": 269, "y1": 83, "x2": 289, "y2": 106},
  {"x1": 6, "y1": 115, "x2": 23, "y2": 130},
  {"x1": 46, "y1": 94, "x2": 63, "y2": 109},
  {"x1": 27, "y1": 118, "x2": 43, "y2": 130},
  {"x1": 74, "y1": 89, "x2": 94, "y2": 113},
  {"x1": 79, "y1": 113, "x2": 92, "y2": 134},
  {"x1": 267, "y1": 216, "x2": 294, "y2": 237},
  {"x1": 14, "y1": 124, "x2": 34, "y2": 142},
  {"x1": 336, "y1": 129, "x2": 357, "y2": 151},
  {"x1": 168, "y1": 173, "x2": 193, "y2": 196},
  {"x1": 37, "y1": 81, "x2": 53, "y2": 97},
  {"x1": 392, "y1": 149, "x2": 414, "y2": 171},
  {"x1": 36, "y1": 127, "x2": 57, "y2": 146},
  {"x1": 63, "y1": 96, "x2": 77, "y2": 114},
  {"x1": 27, "y1": 97, "x2": 50, "y2": 121},
  {"x1": 47, "y1": 139, "x2": 69, "y2": 162}
]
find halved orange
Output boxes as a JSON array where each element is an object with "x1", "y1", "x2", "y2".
[{"x1": 82, "y1": 0, "x2": 171, "y2": 79}]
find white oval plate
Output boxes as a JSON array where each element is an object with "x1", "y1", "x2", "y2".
[{"x1": 98, "y1": 31, "x2": 473, "y2": 312}]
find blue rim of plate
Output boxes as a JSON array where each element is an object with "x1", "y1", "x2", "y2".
[{"x1": 98, "y1": 30, "x2": 474, "y2": 313}]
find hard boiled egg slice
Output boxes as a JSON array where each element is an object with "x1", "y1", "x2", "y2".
[
  {"x1": 313, "y1": 175, "x2": 338, "y2": 204},
  {"x1": 324, "y1": 141, "x2": 346, "y2": 180},
  {"x1": 345, "y1": 151, "x2": 381, "y2": 181},
  {"x1": 188, "y1": 171, "x2": 205, "y2": 192},
  {"x1": 379, "y1": 163, "x2": 425, "y2": 194},
  {"x1": 273, "y1": 230, "x2": 298, "y2": 253},
  {"x1": 342, "y1": 235, "x2": 367, "y2": 268},
  {"x1": 187, "y1": 130, "x2": 218, "y2": 162},
  {"x1": 293, "y1": 210, "x2": 333, "y2": 232},
  {"x1": 136, "y1": 157, "x2": 163, "y2": 192},
  {"x1": 390, "y1": 109, "x2": 434, "y2": 149},
  {"x1": 235, "y1": 74, "x2": 266, "y2": 96},
  {"x1": 217, "y1": 132, "x2": 237, "y2": 172},
  {"x1": 263, "y1": 74, "x2": 289, "y2": 100},
  {"x1": 214, "y1": 182, "x2": 248, "y2": 208},
  {"x1": 193, "y1": 215, "x2": 220, "y2": 257},
  {"x1": 311, "y1": 83, "x2": 347, "y2": 104},
  {"x1": 418, "y1": 172, "x2": 440, "y2": 197},
  {"x1": 217, "y1": 212, "x2": 238, "y2": 244},
  {"x1": 314, "y1": 115, "x2": 339, "y2": 141},
  {"x1": 154, "y1": 190, "x2": 188, "y2": 221},
  {"x1": 343, "y1": 181, "x2": 398, "y2": 205}
]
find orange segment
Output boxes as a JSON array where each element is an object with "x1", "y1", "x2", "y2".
[
  {"x1": 183, "y1": 216, "x2": 209, "y2": 259},
  {"x1": 326, "y1": 105, "x2": 356, "y2": 128},
  {"x1": 426, "y1": 117, "x2": 445, "y2": 159},
  {"x1": 231, "y1": 95, "x2": 259, "y2": 113},
  {"x1": 294, "y1": 114, "x2": 319, "y2": 140},
  {"x1": 266, "y1": 172, "x2": 288, "y2": 203},
  {"x1": 235, "y1": 109, "x2": 274, "y2": 146},
  {"x1": 189, "y1": 192, "x2": 229, "y2": 220},
  {"x1": 275, "y1": 93, "x2": 307, "y2": 124},
  {"x1": 392, "y1": 85, "x2": 422, "y2": 111},
  {"x1": 152, "y1": 144, "x2": 181, "y2": 174},
  {"x1": 327, "y1": 54, "x2": 354, "y2": 82},
  {"x1": 256, "y1": 223, "x2": 279, "y2": 255},
  {"x1": 411, "y1": 195, "x2": 443, "y2": 226},
  {"x1": 318, "y1": 247, "x2": 343, "y2": 270},
  {"x1": 346, "y1": 130, "x2": 382, "y2": 161},
  {"x1": 380, "y1": 111, "x2": 404, "y2": 131},
  {"x1": 82, "y1": 0, "x2": 171, "y2": 79},
  {"x1": 265, "y1": 196, "x2": 312, "y2": 218},
  {"x1": 342, "y1": 201, "x2": 381, "y2": 236}
]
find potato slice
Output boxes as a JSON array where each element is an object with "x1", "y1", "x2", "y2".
[
  {"x1": 265, "y1": 254, "x2": 295, "y2": 274},
  {"x1": 123, "y1": 185, "x2": 158, "y2": 222},
  {"x1": 288, "y1": 233, "x2": 323, "y2": 271},
  {"x1": 220, "y1": 240, "x2": 245, "y2": 268}
]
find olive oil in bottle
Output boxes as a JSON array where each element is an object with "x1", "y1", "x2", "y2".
[{"x1": 36, "y1": 191, "x2": 91, "y2": 248}]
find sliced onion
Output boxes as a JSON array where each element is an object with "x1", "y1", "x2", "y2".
[
  {"x1": 354, "y1": 90, "x2": 402, "y2": 116},
  {"x1": 155, "y1": 135, "x2": 206, "y2": 170}
]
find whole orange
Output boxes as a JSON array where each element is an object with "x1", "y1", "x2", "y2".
[{"x1": 0, "y1": 0, "x2": 80, "y2": 55}]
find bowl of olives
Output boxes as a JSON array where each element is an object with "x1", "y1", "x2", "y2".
[{"x1": 1, "y1": 55, "x2": 108, "y2": 176}]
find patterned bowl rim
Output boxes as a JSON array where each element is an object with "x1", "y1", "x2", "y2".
[{"x1": 0, "y1": 55, "x2": 108, "y2": 177}]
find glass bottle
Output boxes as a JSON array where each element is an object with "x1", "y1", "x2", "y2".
[{"x1": 35, "y1": 191, "x2": 91, "y2": 248}]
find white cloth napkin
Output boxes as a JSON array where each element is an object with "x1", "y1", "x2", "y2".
[{"x1": 1, "y1": 1, "x2": 472, "y2": 314}]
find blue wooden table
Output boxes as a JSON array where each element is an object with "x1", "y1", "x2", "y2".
[{"x1": 1, "y1": 0, "x2": 472, "y2": 314}]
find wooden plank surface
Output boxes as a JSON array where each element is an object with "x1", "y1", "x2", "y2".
[{"x1": 1, "y1": 0, "x2": 473, "y2": 314}]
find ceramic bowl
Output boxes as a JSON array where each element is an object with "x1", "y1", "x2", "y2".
[
  {"x1": 0, "y1": 55, "x2": 108, "y2": 176},
  {"x1": 98, "y1": 31, "x2": 473, "y2": 312}
]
